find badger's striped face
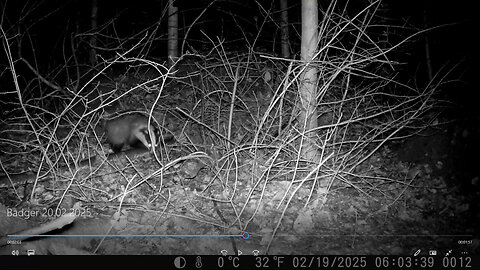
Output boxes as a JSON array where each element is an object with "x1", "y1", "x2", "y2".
[
  {"x1": 136, "y1": 125, "x2": 159, "y2": 151},
  {"x1": 147, "y1": 125, "x2": 159, "y2": 149}
]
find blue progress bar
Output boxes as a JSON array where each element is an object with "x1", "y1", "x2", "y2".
[{"x1": 8, "y1": 232, "x2": 250, "y2": 239}]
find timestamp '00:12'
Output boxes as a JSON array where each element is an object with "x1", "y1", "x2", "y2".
[{"x1": 442, "y1": 256, "x2": 472, "y2": 268}]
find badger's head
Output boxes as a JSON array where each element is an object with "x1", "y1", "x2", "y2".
[{"x1": 136, "y1": 124, "x2": 160, "y2": 152}]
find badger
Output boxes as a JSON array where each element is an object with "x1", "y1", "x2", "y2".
[{"x1": 104, "y1": 113, "x2": 160, "y2": 153}]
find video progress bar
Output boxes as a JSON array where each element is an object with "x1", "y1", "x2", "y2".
[{"x1": 8, "y1": 232, "x2": 250, "y2": 239}]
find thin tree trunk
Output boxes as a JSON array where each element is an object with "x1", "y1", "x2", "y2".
[
  {"x1": 280, "y1": 0, "x2": 290, "y2": 59},
  {"x1": 168, "y1": 0, "x2": 178, "y2": 67},
  {"x1": 298, "y1": 0, "x2": 319, "y2": 161},
  {"x1": 89, "y1": 0, "x2": 98, "y2": 66},
  {"x1": 423, "y1": 1, "x2": 433, "y2": 81}
]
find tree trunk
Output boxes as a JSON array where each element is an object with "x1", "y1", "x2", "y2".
[
  {"x1": 89, "y1": 0, "x2": 98, "y2": 66},
  {"x1": 298, "y1": 0, "x2": 319, "y2": 161},
  {"x1": 168, "y1": 0, "x2": 178, "y2": 67},
  {"x1": 280, "y1": 0, "x2": 290, "y2": 59},
  {"x1": 423, "y1": 1, "x2": 433, "y2": 81}
]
